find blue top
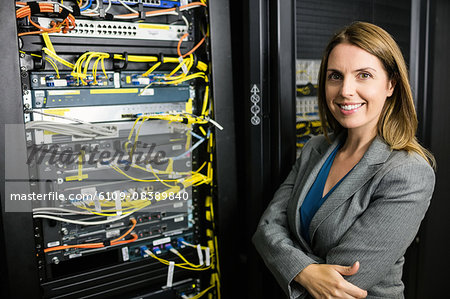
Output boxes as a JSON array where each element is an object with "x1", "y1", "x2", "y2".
[{"x1": 300, "y1": 143, "x2": 352, "y2": 244}]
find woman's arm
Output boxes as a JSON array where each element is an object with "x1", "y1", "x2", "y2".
[
  {"x1": 295, "y1": 261, "x2": 368, "y2": 298},
  {"x1": 253, "y1": 138, "x2": 368, "y2": 299},
  {"x1": 324, "y1": 160, "x2": 435, "y2": 291},
  {"x1": 252, "y1": 156, "x2": 318, "y2": 298}
]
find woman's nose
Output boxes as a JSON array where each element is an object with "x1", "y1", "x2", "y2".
[{"x1": 339, "y1": 77, "x2": 356, "y2": 98}]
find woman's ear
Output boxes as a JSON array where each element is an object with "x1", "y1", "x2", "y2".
[{"x1": 387, "y1": 79, "x2": 396, "y2": 97}]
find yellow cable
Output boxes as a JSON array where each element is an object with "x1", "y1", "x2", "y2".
[
  {"x1": 190, "y1": 284, "x2": 215, "y2": 299},
  {"x1": 43, "y1": 48, "x2": 74, "y2": 68},
  {"x1": 42, "y1": 33, "x2": 55, "y2": 53},
  {"x1": 109, "y1": 164, "x2": 179, "y2": 184},
  {"x1": 142, "y1": 62, "x2": 161, "y2": 77},
  {"x1": 45, "y1": 57, "x2": 60, "y2": 78},
  {"x1": 201, "y1": 85, "x2": 209, "y2": 116}
]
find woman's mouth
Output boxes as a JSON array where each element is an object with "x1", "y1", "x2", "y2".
[{"x1": 337, "y1": 103, "x2": 364, "y2": 114}]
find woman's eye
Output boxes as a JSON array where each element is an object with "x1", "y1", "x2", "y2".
[
  {"x1": 358, "y1": 72, "x2": 372, "y2": 79},
  {"x1": 328, "y1": 73, "x2": 342, "y2": 80}
]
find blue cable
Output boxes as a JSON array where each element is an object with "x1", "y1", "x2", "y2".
[
  {"x1": 171, "y1": 131, "x2": 206, "y2": 161},
  {"x1": 80, "y1": 0, "x2": 93, "y2": 11}
]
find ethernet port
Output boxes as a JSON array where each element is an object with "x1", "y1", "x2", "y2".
[
  {"x1": 151, "y1": 227, "x2": 161, "y2": 235},
  {"x1": 151, "y1": 212, "x2": 161, "y2": 220}
]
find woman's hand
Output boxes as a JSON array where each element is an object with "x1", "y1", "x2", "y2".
[{"x1": 294, "y1": 261, "x2": 368, "y2": 299}]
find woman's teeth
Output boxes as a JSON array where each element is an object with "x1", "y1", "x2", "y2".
[{"x1": 339, "y1": 103, "x2": 363, "y2": 111}]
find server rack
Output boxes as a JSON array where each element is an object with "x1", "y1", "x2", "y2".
[{"x1": 0, "y1": 1, "x2": 237, "y2": 298}]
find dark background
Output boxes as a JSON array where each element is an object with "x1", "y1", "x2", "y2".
[{"x1": 229, "y1": 0, "x2": 450, "y2": 298}]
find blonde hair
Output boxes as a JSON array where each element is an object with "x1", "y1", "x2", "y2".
[{"x1": 317, "y1": 21, "x2": 436, "y2": 169}]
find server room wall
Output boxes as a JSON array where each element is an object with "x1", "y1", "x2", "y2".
[{"x1": 414, "y1": 0, "x2": 450, "y2": 297}]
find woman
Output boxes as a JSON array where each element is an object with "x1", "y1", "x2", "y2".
[{"x1": 253, "y1": 22, "x2": 436, "y2": 299}]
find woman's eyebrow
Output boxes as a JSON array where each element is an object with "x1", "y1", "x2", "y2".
[
  {"x1": 326, "y1": 67, "x2": 377, "y2": 73},
  {"x1": 355, "y1": 67, "x2": 377, "y2": 72}
]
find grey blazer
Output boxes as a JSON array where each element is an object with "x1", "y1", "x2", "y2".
[{"x1": 252, "y1": 133, "x2": 435, "y2": 299}]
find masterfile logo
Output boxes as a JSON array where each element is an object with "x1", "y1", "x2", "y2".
[{"x1": 26, "y1": 140, "x2": 167, "y2": 171}]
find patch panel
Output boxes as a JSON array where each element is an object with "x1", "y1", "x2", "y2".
[
  {"x1": 120, "y1": 71, "x2": 189, "y2": 88},
  {"x1": 103, "y1": 0, "x2": 181, "y2": 8},
  {"x1": 128, "y1": 231, "x2": 195, "y2": 261},
  {"x1": 30, "y1": 102, "x2": 187, "y2": 123},
  {"x1": 42, "y1": 211, "x2": 192, "y2": 265},
  {"x1": 37, "y1": 17, "x2": 189, "y2": 41},
  {"x1": 296, "y1": 59, "x2": 321, "y2": 85},
  {"x1": 30, "y1": 86, "x2": 190, "y2": 108},
  {"x1": 29, "y1": 119, "x2": 186, "y2": 145},
  {"x1": 30, "y1": 72, "x2": 116, "y2": 89},
  {"x1": 296, "y1": 96, "x2": 319, "y2": 121}
]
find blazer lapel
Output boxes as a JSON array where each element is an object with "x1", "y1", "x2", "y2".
[
  {"x1": 289, "y1": 133, "x2": 345, "y2": 251},
  {"x1": 308, "y1": 136, "x2": 392, "y2": 244}
]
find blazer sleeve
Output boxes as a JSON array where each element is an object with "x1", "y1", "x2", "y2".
[
  {"x1": 252, "y1": 151, "x2": 323, "y2": 299},
  {"x1": 325, "y1": 158, "x2": 435, "y2": 290}
]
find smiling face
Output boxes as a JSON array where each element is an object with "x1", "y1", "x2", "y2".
[{"x1": 325, "y1": 43, "x2": 395, "y2": 137}]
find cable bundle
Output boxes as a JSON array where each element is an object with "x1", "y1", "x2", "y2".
[
  {"x1": 16, "y1": 1, "x2": 76, "y2": 36},
  {"x1": 26, "y1": 120, "x2": 117, "y2": 138},
  {"x1": 43, "y1": 218, "x2": 138, "y2": 253}
]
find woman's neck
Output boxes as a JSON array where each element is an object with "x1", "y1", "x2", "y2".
[{"x1": 340, "y1": 128, "x2": 377, "y2": 156}]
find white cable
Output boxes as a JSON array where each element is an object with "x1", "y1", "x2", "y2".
[
  {"x1": 33, "y1": 211, "x2": 134, "y2": 225},
  {"x1": 83, "y1": 0, "x2": 100, "y2": 15},
  {"x1": 26, "y1": 121, "x2": 117, "y2": 138},
  {"x1": 26, "y1": 110, "x2": 116, "y2": 134},
  {"x1": 114, "y1": 5, "x2": 202, "y2": 20},
  {"x1": 117, "y1": 0, "x2": 138, "y2": 14},
  {"x1": 32, "y1": 207, "x2": 92, "y2": 215},
  {"x1": 168, "y1": 13, "x2": 190, "y2": 28},
  {"x1": 27, "y1": 122, "x2": 96, "y2": 137},
  {"x1": 181, "y1": 15, "x2": 189, "y2": 28},
  {"x1": 32, "y1": 211, "x2": 87, "y2": 216},
  {"x1": 105, "y1": 0, "x2": 112, "y2": 12},
  {"x1": 80, "y1": 0, "x2": 90, "y2": 10},
  {"x1": 204, "y1": 116, "x2": 224, "y2": 130},
  {"x1": 83, "y1": 0, "x2": 112, "y2": 16}
]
